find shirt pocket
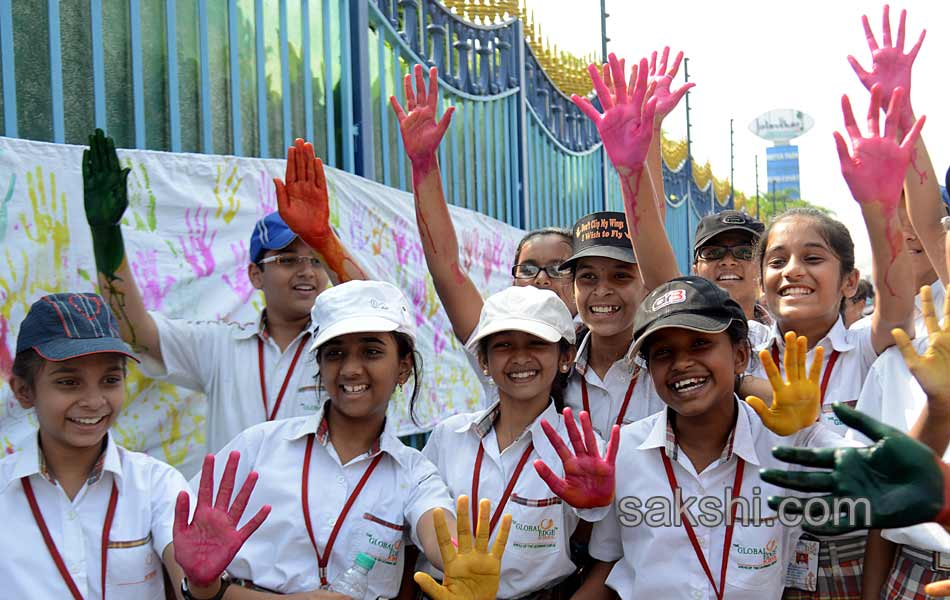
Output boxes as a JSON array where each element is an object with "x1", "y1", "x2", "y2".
[
  {"x1": 106, "y1": 532, "x2": 163, "y2": 592},
  {"x1": 506, "y1": 495, "x2": 565, "y2": 558},
  {"x1": 347, "y1": 511, "x2": 407, "y2": 592},
  {"x1": 726, "y1": 518, "x2": 784, "y2": 591}
]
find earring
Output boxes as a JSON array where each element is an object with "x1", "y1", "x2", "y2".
[
  {"x1": 560, "y1": 364, "x2": 570, "y2": 372},
  {"x1": 482, "y1": 368, "x2": 490, "y2": 376}
]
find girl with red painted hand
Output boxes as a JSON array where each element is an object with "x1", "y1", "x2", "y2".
[
  {"x1": 422, "y1": 285, "x2": 604, "y2": 599},
  {"x1": 181, "y1": 281, "x2": 476, "y2": 599}
]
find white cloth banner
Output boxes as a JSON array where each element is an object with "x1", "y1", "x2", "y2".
[{"x1": 0, "y1": 136, "x2": 522, "y2": 476}]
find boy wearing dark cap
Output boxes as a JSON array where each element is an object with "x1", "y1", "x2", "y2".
[
  {"x1": 82, "y1": 130, "x2": 365, "y2": 455},
  {"x1": 3, "y1": 293, "x2": 189, "y2": 599}
]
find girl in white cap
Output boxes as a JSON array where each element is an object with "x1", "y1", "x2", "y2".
[
  {"x1": 422, "y1": 285, "x2": 609, "y2": 599},
  {"x1": 180, "y1": 280, "x2": 510, "y2": 599}
]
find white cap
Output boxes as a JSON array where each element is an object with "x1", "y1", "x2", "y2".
[
  {"x1": 309, "y1": 280, "x2": 415, "y2": 352},
  {"x1": 466, "y1": 286, "x2": 575, "y2": 351}
]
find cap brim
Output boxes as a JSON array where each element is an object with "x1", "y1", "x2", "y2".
[
  {"x1": 32, "y1": 337, "x2": 140, "y2": 363},
  {"x1": 263, "y1": 230, "x2": 298, "y2": 252},
  {"x1": 310, "y1": 316, "x2": 402, "y2": 352},
  {"x1": 560, "y1": 245, "x2": 637, "y2": 271},
  {"x1": 694, "y1": 226, "x2": 762, "y2": 251},
  {"x1": 465, "y1": 317, "x2": 564, "y2": 352},
  {"x1": 628, "y1": 313, "x2": 736, "y2": 361}
]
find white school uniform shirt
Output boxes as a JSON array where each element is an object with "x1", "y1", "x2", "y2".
[
  {"x1": 0, "y1": 432, "x2": 187, "y2": 599},
  {"x1": 422, "y1": 400, "x2": 593, "y2": 599},
  {"x1": 589, "y1": 400, "x2": 854, "y2": 600},
  {"x1": 139, "y1": 310, "x2": 319, "y2": 454},
  {"x1": 850, "y1": 340, "x2": 950, "y2": 553},
  {"x1": 750, "y1": 317, "x2": 877, "y2": 436},
  {"x1": 850, "y1": 279, "x2": 945, "y2": 338},
  {"x1": 195, "y1": 405, "x2": 454, "y2": 598},
  {"x1": 565, "y1": 332, "x2": 666, "y2": 438}
]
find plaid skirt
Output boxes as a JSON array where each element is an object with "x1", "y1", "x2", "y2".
[
  {"x1": 783, "y1": 535, "x2": 866, "y2": 600},
  {"x1": 882, "y1": 545, "x2": 950, "y2": 600}
]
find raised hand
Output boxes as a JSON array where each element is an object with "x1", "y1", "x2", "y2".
[
  {"x1": 390, "y1": 64, "x2": 455, "y2": 167},
  {"x1": 414, "y1": 495, "x2": 510, "y2": 600},
  {"x1": 848, "y1": 5, "x2": 925, "y2": 129},
  {"x1": 83, "y1": 129, "x2": 131, "y2": 279},
  {"x1": 533, "y1": 408, "x2": 618, "y2": 508},
  {"x1": 892, "y1": 285, "x2": 950, "y2": 407},
  {"x1": 927, "y1": 579, "x2": 950, "y2": 597},
  {"x1": 173, "y1": 452, "x2": 271, "y2": 587},
  {"x1": 274, "y1": 138, "x2": 332, "y2": 246},
  {"x1": 646, "y1": 47, "x2": 694, "y2": 126},
  {"x1": 760, "y1": 404, "x2": 950, "y2": 535},
  {"x1": 573, "y1": 53, "x2": 657, "y2": 176},
  {"x1": 746, "y1": 331, "x2": 823, "y2": 436},
  {"x1": 834, "y1": 85, "x2": 924, "y2": 210}
]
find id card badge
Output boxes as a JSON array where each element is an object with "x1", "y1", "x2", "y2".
[{"x1": 784, "y1": 539, "x2": 819, "y2": 592}]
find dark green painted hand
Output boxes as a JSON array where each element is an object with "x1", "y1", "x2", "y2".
[
  {"x1": 760, "y1": 403, "x2": 950, "y2": 535},
  {"x1": 83, "y1": 129, "x2": 130, "y2": 279}
]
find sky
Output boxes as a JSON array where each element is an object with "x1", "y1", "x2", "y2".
[{"x1": 524, "y1": 0, "x2": 950, "y2": 275}]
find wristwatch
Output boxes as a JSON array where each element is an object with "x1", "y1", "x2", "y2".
[{"x1": 181, "y1": 574, "x2": 231, "y2": 600}]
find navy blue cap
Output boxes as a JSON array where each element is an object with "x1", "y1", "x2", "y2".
[
  {"x1": 15, "y1": 293, "x2": 138, "y2": 362},
  {"x1": 250, "y1": 211, "x2": 297, "y2": 263}
]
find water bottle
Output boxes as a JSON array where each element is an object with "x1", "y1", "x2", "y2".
[{"x1": 328, "y1": 552, "x2": 375, "y2": 598}]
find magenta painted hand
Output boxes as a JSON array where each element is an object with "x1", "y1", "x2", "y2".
[
  {"x1": 573, "y1": 53, "x2": 657, "y2": 176},
  {"x1": 834, "y1": 84, "x2": 924, "y2": 209},
  {"x1": 533, "y1": 408, "x2": 619, "y2": 509},
  {"x1": 646, "y1": 47, "x2": 694, "y2": 126},
  {"x1": 222, "y1": 241, "x2": 255, "y2": 303},
  {"x1": 179, "y1": 207, "x2": 217, "y2": 278},
  {"x1": 390, "y1": 64, "x2": 455, "y2": 167},
  {"x1": 132, "y1": 249, "x2": 175, "y2": 311},
  {"x1": 0, "y1": 316, "x2": 12, "y2": 382},
  {"x1": 174, "y1": 452, "x2": 270, "y2": 586},
  {"x1": 848, "y1": 5, "x2": 924, "y2": 130}
]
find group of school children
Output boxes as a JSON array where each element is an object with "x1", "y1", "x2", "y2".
[{"x1": 6, "y1": 5, "x2": 950, "y2": 600}]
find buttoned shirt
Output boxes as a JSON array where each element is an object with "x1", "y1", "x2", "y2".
[
  {"x1": 140, "y1": 311, "x2": 319, "y2": 454},
  {"x1": 589, "y1": 400, "x2": 852, "y2": 600},
  {"x1": 195, "y1": 405, "x2": 454, "y2": 598},
  {"x1": 422, "y1": 400, "x2": 593, "y2": 599},
  {"x1": 851, "y1": 340, "x2": 950, "y2": 553},
  {"x1": 851, "y1": 279, "x2": 945, "y2": 339},
  {"x1": 0, "y1": 432, "x2": 187, "y2": 599},
  {"x1": 750, "y1": 317, "x2": 877, "y2": 435}
]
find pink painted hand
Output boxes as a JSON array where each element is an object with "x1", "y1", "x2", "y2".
[
  {"x1": 573, "y1": 53, "x2": 657, "y2": 176},
  {"x1": 848, "y1": 5, "x2": 924, "y2": 129},
  {"x1": 173, "y1": 452, "x2": 271, "y2": 587},
  {"x1": 274, "y1": 138, "x2": 333, "y2": 247},
  {"x1": 390, "y1": 64, "x2": 455, "y2": 167},
  {"x1": 533, "y1": 408, "x2": 619, "y2": 509},
  {"x1": 835, "y1": 84, "x2": 924, "y2": 209},
  {"x1": 646, "y1": 47, "x2": 694, "y2": 126}
]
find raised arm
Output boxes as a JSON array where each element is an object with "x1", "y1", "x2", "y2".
[
  {"x1": 83, "y1": 129, "x2": 161, "y2": 361},
  {"x1": 848, "y1": 6, "x2": 946, "y2": 284},
  {"x1": 573, "y1": 54, "x2": 677, "y2": 291},
  {"x1": 390, "y1": 65, "x2": 483, "y2": 343},
  {"x1": 274, "y1": 138, "x2": 368, "y2": 285},
  {"x1": 834, "y1": 85, "x2": 922, "y2": 354}
]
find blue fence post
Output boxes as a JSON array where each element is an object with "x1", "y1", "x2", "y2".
[
  {"x1": 513, "y1": 19, "x2": 527, "y2": 230},
  {"x1": 350, "y1": 0, "x2": 375, "y2": 179}
]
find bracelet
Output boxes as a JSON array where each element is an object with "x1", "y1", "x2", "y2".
[{"x1": 181, "y1": 575, "x2": 231, "y2": 600}]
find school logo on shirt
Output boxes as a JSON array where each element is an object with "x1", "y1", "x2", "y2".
[
  {"x1": 365, "y1": 532, "x2": 403, "y2": 566},
  {"x1": 510, "y1": 517, "x2": 559, "y2": 552},
  {"x1": 651, "y1": 289, "x2": 687, "y2": 312},
  {"x1": 733, "y1": 538, "x2": 779, "y2": 571}
]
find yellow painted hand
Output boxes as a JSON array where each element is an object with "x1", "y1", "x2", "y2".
[
  {"x1": 746, "y1": 331, "x2": 823, "y2": 436},
  {"x1": 414, "y1": 495, "x2": 510, "y2": 600},
  {"x1": 893, "y1": 285, "x2": 950, "y2": 406},
  {"x1": 926, "y1": 578, "x2": 950, "y2": 597}
]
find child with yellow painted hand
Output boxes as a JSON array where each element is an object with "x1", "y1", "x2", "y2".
[
  {"x1": 745, "y1": 331, "x2": 823, "y2": 436},
  {"x1": 414, "y1": 495, "x2": 511, "y2": 600}
]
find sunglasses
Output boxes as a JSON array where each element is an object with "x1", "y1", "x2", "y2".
[
  {"x1": 696, "y1": 244, "x2": 755, "y2": 262},
  {"x1": 258, "y1": 254, "x2": 322, "y2": 268},
  {"x1": 511, "y1": 263, "x2": 571, "y2": 279}
]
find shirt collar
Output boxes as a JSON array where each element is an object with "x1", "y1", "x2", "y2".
[
  {"x1": 763, "y1": 316, "x2": 853, "y2": 353},
  {"x1": 455, "y1": 399, "x2": 560, "y2": 446},
  {"x1": 7, "y1": 432, "x2": 122, "y2": 491},
  {"x1": 284, "y1": 401, "x2": 407, "y2": 468},
  {"x1": 574, "y1": 331, "x2": 639, "y2": 376},
  {"x1": 232, "y1": 310, "x2": 312, "y2": 344}
]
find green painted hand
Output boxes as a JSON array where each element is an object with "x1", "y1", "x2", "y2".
[
  {"x1": 83, "y1": 129, "x2": 130, "y2": 279},
  {"x1": 760, "y1": 404, "x2": 950, "y2": 535}
]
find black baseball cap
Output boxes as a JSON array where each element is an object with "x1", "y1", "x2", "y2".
[
  {"x1": 15, "y1": 293, "x2": 138, "y2": 362},
  {"x1": 693, "y1": 210, "x2": 764, "y2": 253},
  {"x1": 560, "y1": 211, "x2": 637, "y2": 271},
  {"x1": 628, "y1": 276, "x2": 745, "y2": 359}
]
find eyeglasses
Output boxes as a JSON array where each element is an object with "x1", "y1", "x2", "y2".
[
  {"x1": 696, "y1": 244, "x2": 755, "y2": 262},
  {"x1": 511, "y1": 263, "x2": 571, "y2": 279},
  {"x1": 258, "y1": 254, "x2": 322, "y2": 268}
]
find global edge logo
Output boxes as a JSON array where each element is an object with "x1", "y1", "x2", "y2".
[
  {"x1": 733, "y1": 538, "x2": 779, "y2": 571},
  {"x1": 365, "y1": 532, "x2": 402, "y2": 565},
  {"x1": 513, "y1": 517, "x2": 558, "y2": 540}
]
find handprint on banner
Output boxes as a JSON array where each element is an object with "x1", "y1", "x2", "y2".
[
  {"x1": 19, "y1": 166, "x2": 70, "y2": 268},
  {"x1": 222, "y1": 241, "x2": 255, "y2": 303},
  {"x1": 410, "y1": 278, "x2": 428, "y2": 327},
  {"x1": 347, "y1": 204, "x2": 371, "y2": 251},
  {"x1": 131, "y1": 249, "x2": 175, "y2": 311},
  {"x1": 214, "y1": 162, "x2": 243, "y2": 224},
  {"x1": 370, "y1": 213, "x2": 389, "y2": 256},
  {"x1": 485, "y1": 232, "x2": 506, "y2": 285},
  {"x1": 178, "y1": 207, "x2": 217, "y2": 278},
  {"x1": 122, "y1": 160, "x2": 158, "y2": 232},
  {"x1": 392, "y1": 216, "x2": 423, "y2": 269},
  {"x1": 0, "y1": 173, "x2": 14, "y2": 244},
  {"x1": 461, "y1": 229, "x2": 479, "y2": 274},
  {"x1": 255, "y1": 169, "x2": 277, "y2": 218},
  {"x1": 0, "y1": 315, "x2": 12, "y2": 382}
]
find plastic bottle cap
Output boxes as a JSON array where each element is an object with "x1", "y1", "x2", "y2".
[{"x1": 355, "y1": 552, "x2": 376, "y2": 570}]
